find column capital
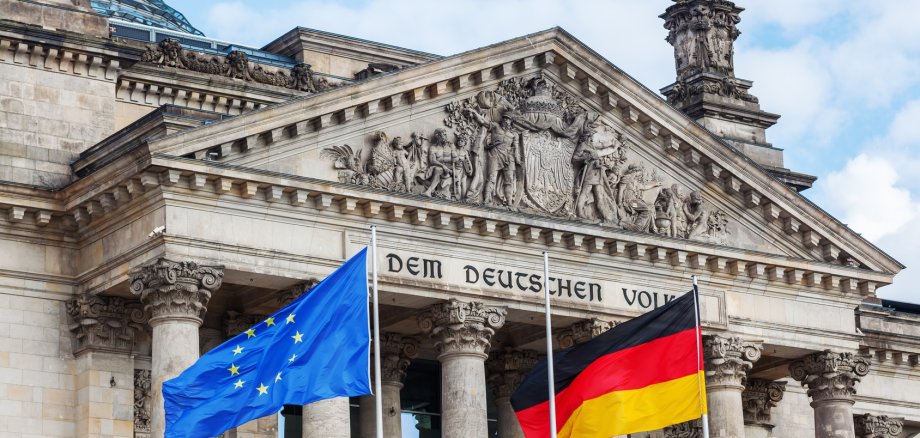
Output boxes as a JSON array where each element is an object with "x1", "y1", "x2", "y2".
[
  {"x1": 129, "y1": 258, "x2": 224, "y2": 325},
  {"x1": 66, "y1": 293, "x2": 147, "y2": 355},
  {"x1": 742, "y1": 378, "x2": 786, "y2": 426},
  {"x1": 789, "y1": 350, "x2": 870, "y2": 403},
  {"x1": 487, "y1": 348, "x2": 538, "y2": 398},
  {"x1": 417, "y1": 299, "x2": 506, "y2": 358},
  {"x1": 223, "y1": 311, "x2": 267, "y2": 338},
  {"x1": 556, "y1": 318, "x2": 615, "y2": 348},
  {"x1": 379, "y1": 332, "x2": 420, "y2": 385},
  {"x1": 276, "y1": 279, "x2": 320, "y2": 307},
  {"x1": 703, "y1": 334, "x2": 762, "y2": 388},
  {"x1": 663, "y1": 418, "x2": 703, "y2": 438},
  {"x1": 854, "y1": 413, "x2": 904, "y2": 438}
]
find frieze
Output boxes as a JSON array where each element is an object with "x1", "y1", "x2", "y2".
[
  {"x1": 66, "y1": 293, "x2": 146, "y2": 355},
  {"x1": 323, "y1": 74, "x2": 730, "y2": 244},
  {"x1": 140, "y1": 38, "x2": 338, "y2": 93}
]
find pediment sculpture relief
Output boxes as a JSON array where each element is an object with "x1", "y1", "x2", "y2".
[
  {"x1": 140, "y1": 38, "x2": 337, "y2": 93},
  {"x1": 323, "y1": 75, "x2": 729, "y2": 244}
]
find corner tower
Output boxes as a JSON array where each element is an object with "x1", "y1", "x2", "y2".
[{"x1": 660, "y1": 0, "x2": 815, "y2": 191}]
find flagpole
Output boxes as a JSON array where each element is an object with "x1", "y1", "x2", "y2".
[
  {"x1": 691, "y1": 275, "x2": 710, "y2": 438},
  {"x1": 370, "y1": 226, "x2": 383, "y2": 438},
  {"x1": 543, "y1": 251, "x2": 558, "y2": 438}
]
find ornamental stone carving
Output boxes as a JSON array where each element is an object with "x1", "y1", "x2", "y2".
[
  {"x1": 556, "y1": 318, "x2": 615, "y2": 348},
  {"x1": 789, "y1": 350, "x2": 870, "y2": 403},
  {"x1": 703, "y1": 335, "x2": 762, "y2": 388},
  {"x1": 134, "y1": 369, "x2": 152, "y2": 436},
  {"x1": 65, "y1": 293, "x2": 146, "y2": 355},
  {"x1": 417, "y1": 299, "x2": 506, "y2": 358},
  {"x1": 662, "y1": 0, "x2": 743, "y2": 81},
  {"x1": 323, "y1": 74, "x2": 731, "y2": 244},
  {"x1": 742, "y1": 378, "x2": 786, "y2": 426},
  {"x1": 664, "y1": 419, "x2": 703, "y2": 438},
  {"x1": 223, "y1": 311, "x2": 267, "y2": 338},
  {"x1": 140, "y1": 38, "x2": 338, "y2": 92},
  {"x1": 487, "y1": 348, "x2": 538, "y2": 398},
  {"x1": 854, "y1": 413, "x2": 904, "y2": 438},
  {"x1": 276, "y1": 279, "x2": 320, "y2": 307},
  {"x1": 129, "y1": 258, "x2": 224, "y2": 324},
  {"x1": 379, "y1": 332, "x2": 420, "y2": 384}
]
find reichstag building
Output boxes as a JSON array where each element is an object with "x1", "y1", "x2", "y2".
[{"x1": 0, "y1": 0, "x2": 917, "y2": 437}]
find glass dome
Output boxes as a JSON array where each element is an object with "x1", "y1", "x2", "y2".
[{"x1": 91, "y1": 0, "x2": 204, "y2": 36}]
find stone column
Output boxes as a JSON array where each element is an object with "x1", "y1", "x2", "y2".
[
  {"x1": 418, "y1": 299, "x2": 506, "y2": 438},
  {"x1": 789, "y1": 350, "x2": 871, "y2": 438},
  {"x1": 130, "y1": 258, "x2": 224, "y2": 438},
  {"x1": 66, "y1": 293, "x2": 146, "y2": 438},
  {"x1": 663, "y1": 419, "x2": 703, "y2": 438},
  {"x1": 359, "y1": 332, "x2": 420, "y2": 438},
  {"x1": 487, "y1": 348, "x2": 538, "y2": 438},
  {"x1": 854, "y1": 413, "x2": 904, "y2": 438},
  {"x1": 703, "y1": 335, "x2": 763, "y2": 438},
  {"x1": 555, "y1": 318, "x2": 614, "y2": 348},
  {"x1": 742, "y1": 379, "x2": 786, "y2": 438},
  {"x1": 303, "y1": 398, "x2": 350, "y2": 437}
]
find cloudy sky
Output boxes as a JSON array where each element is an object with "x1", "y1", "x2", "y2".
[{"x1": 169, "y1": 0, "x2": 920, "y2": 302}]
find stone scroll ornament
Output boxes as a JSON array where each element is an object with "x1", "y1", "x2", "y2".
[
  {"x1": 140, "y1": 38, "x2": 338, "y2": 93},
  {"x1": 323, "y1": 74, "x2": 730, "y2": 243}
]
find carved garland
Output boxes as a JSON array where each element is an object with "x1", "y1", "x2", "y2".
[
  {"x1": 323, "y1": 74, "x2": 731, "y2": 244},
  {"x1": 140, "y1": 38, "x2": 338, "y2": 93}
]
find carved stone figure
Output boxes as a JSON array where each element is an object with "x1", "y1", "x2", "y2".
[
  {"x1": 663, "y1": 0, "x2": 743, "y2": 80},
  {"x1": 134, "y1": 369, "x2": 152, "y2": 435},
  {"x1": 140, "y1": 39, "x2": 338, "y2": 93},
  {"x1": 322, "y1": 74, "x2": 732, "y2": 243}
]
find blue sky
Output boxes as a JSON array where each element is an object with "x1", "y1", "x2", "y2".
[{"x1": 168, "y1": 0, "x2": 920, "y2": 302}]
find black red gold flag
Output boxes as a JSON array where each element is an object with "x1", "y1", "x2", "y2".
[{"x1": 511, "y1": 289, "x2": 706, "y2": 438}]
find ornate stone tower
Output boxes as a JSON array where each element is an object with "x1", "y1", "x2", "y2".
[{"x1": 660, "y1": 0, "x2": 815, "y2": 191}]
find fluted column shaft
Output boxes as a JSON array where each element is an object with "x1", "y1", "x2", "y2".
[
  {"x1": 303, "y1": 398, "x2": 350, "y2": 437},
  {"x1": 130, "y1": 258, "x2": 224, "y2": 438},
  {"x1": 418, "y1": 299, "x2": 506, "y2": 438},
  {"x1": 790, "y1": 350, "x2": 870, "y2": 438},
  {"x1": 703, "y1": 335, "x2": 762, "y2": 438},
  {"x1": 359, "y1": 332, "x2": 419, "y2": 438},
  {"x1": 488, "y1": 348, "x2": 537, "y2": 438}
]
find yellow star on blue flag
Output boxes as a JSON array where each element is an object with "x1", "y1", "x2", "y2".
[{"x1": 163, "y1": 248, "x2": 371, "y2": 438}]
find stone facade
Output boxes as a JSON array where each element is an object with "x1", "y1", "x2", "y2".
[{"x1": 0, "y1": 1, "x2": 919, "y2": 438}]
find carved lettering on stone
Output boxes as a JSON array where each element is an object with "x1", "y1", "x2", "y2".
[
  {"x1": 556, "y1": 318, "x2": 615, "y2": 349},
  {"x1": 487, "y1": 348, "x2": 538, "y2": 398},
  {"x1": 417, "y1": 299, "x2": 506, "y2": 358},
  {"x1": 323, "y1": 74, "x2": 731, "y2": 244},
  {"x1": 854, "y1": 413, "x2": 904, "y2": 438},
  {"x1": 789, "y1": 350, "x2": 870, "y2": 403},
  {"x1": 703, "y1": 335, "x2": 762, "y2": 388},
  {"x1": 134, "y1": 369, "x2": 152, "y2": 435},
  {"x1": 65, "y1": 293, "x2": 146, "y2": 355},
  {"x1": 128, "y1": 258, "x2": 224, "y2": 323},
  {"x1": 140, "y1": 38, "x2": 338, "y2": 92},
  {"x1": 742, "y1": 378, "x2": 786, "y2": 426}
]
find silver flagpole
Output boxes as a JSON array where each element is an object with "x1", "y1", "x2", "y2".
[
  {"x1": 370, "y1": 226, "x2": 383, "y2": 438},
  {"x1": 543, "y1": 251, "x2": 558, "y2": 438},
  {"x1": 692, "y1": 275, "x2": 710, "y2": 438}
]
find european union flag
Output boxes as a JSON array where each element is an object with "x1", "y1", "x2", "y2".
[{"x1": 163, "y1": 248, "x2": 372, "y2": 438}]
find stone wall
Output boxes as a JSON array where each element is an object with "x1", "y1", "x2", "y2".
[
  {"x1": 0, "y1": 61, "x2": 115, "y2": 187},
  {"x1": 0, "y1": 294, "x2": 76, "y2": 437}
]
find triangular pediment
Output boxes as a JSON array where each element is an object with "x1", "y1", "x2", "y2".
[{"x1": 144, "y1": 27, "x2": 901, "y2": 279}]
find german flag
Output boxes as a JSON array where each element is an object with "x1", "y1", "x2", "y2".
[{"x1": 510, "y1": 289, "x2": 706, "y2": 438}]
